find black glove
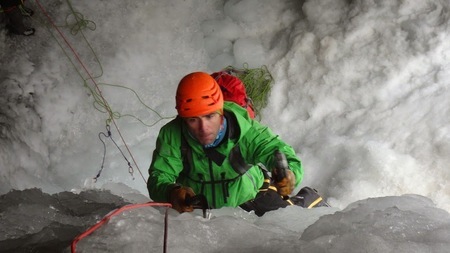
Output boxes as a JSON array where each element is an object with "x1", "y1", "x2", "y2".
[
  {"x1": 169, "y1": 185, "x2": 195, "y2": 213},
  {"x1": 240, "y1": 186, "x2": 291, "y2": 216}
]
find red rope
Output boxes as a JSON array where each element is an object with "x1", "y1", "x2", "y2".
[
  {"x1": 71, "y1": 202, "x2": 172, "y2": 253},
  {"x1": 34, "y1": 0, "x2": 147, "y2": 184},
  {"x1": 32, "y1": 3, "x2": 172, "y2": 250}
]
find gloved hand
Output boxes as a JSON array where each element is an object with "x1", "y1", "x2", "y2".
[
  {"x1": 272, "y1": 150, "x2": 296, "y2": 196},
  {"x1": 274, "y1": 169, "x2": 296, "y2": 196},
  {"x1": 169, "y1": 185, "x2": 196, "y2": 213}
]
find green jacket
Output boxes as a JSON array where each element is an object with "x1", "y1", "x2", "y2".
[{"x1": 147, "y1": 102, "x2": 303, "y2": 208}]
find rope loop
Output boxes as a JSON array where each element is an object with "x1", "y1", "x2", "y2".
[{"x1": 65, "y1": 11, "x2": 96, "y2": 35}]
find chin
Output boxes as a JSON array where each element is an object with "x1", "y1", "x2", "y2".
[{"x1": 199, "y1": 139, "x2": 214, "y2": 145}]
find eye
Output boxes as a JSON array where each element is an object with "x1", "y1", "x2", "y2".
[
  {"x1": 205, "y1": 113, "x2": 217, "y2": 119},
  {"x1": 186, "y1": 118, "x2": 198, "y2": 124}
]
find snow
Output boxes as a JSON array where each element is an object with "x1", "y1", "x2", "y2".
[{"x1": 1, "y1": 0, "x2": 450, "y2": 252}]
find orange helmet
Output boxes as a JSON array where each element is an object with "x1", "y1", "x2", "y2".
[{"x1": 175, "y1": 72, "x2": 224, "y2": 117}]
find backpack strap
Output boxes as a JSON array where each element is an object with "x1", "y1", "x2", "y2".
[
  {"x1": 180, "y1": 127, "x2": 193, "y2": 176},
  {"x1": 228, "y1": 145, "x2": 252, "y2": 175}
]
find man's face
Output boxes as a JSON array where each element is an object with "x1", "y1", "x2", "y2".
[{"x1": 184, "y1": 112, "x2": 223, "y2": 146}]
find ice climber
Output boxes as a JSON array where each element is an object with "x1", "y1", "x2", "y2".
[{"x1": 148, "y1": 71, "x2": 327, "y2": 216}]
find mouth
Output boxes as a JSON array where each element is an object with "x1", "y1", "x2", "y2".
[
  {"x1": 197, "y1": 134, "x2": 214, "y2": 144},
  {"x1": 199, "y1": 133, "x2": 211, "y2": 139}
]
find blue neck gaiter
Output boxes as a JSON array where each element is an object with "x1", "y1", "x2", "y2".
[{"x1": 204, "y1": 117, "x2": 227, "y2": 148}]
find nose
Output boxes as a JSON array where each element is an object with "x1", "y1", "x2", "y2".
[{"x1": 197, "y1": 118, "x2": 207, "y2": 132}]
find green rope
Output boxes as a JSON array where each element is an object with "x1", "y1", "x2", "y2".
[
  {"x1": 225, "y1": 64, "x2": 274, "y2": 120},
  {"x1": 65, "y1": 9, "x2": 96, "y2": 36},
  {"x1": 93, "y1": 82, "x2": 174, "y2": 127},
  {"x1": 64, "y1": 0, "x2": 102, "y2": 79},
  {"x1": 29, "y1": 0, "x2": 176, "y2": 183},
  {"x1": 36, "y1": 0, "x2": 174, "y2": 127}
]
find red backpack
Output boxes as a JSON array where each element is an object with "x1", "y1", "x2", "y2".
[{"x1": 211, "y1": 71, "x2": 255, "y2": 119}]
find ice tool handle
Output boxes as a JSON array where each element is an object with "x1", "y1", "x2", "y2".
[
  {"x1": 185, "y1": 194, "x2": 210, "y2": 218},
  {"x1": 273, "y1": 150, "x2": 288, "y2": 182}
]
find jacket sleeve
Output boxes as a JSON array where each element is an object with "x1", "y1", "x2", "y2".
[
  {"x1": 147, "y1": 124, "x2": 184, "y2": 202},
  {"x1": 243, "y1": 120, "x2": 304, "y2": 188}
]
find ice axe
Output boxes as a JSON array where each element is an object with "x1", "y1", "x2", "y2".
[
  {"x1": 185, "y1": 194, "x2": 210, "y2": 218},
  {"x1": 272, "y1": 150, "x2": 288, "y2": 183}
]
